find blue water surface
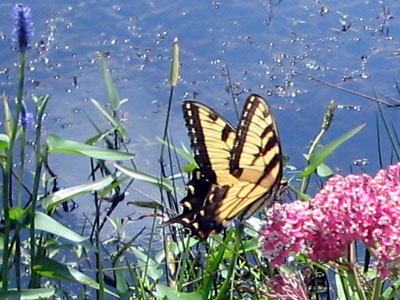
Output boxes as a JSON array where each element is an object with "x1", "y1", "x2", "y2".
[{"x1": 1, "y1": 0, "x2": 400, "y2": 269}]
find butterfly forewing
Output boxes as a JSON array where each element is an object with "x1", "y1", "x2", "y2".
[
  {"x1": 183, "y1": 101, "x2": 238, "y2": 186},
  {"x1": 230, "y1": 95, "x2": 282, "y2": 190}
]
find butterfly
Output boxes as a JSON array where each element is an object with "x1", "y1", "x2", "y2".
[{"x1": 167, "y1": 94, "x2": 283, "y2": 239}]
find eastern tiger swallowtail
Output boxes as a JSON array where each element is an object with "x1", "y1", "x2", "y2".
[{"x1": 167, "y1": 94, "x2": 283, "y2": 239}]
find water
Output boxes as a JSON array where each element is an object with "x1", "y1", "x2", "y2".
[{"x1": 1, "y1": 0, "x2": 400, "y2": 294}]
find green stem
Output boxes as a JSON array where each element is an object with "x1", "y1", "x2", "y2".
[
  {"x1": 143, "y1": 208, "x2": 157, "y2": 284},
  {"x1": 14, "y1": 112, "x2": 27, "y2": 289},
  {"x1": 300, "y1": 100, "x2": 335, "y2": 194},
  {"x1": 15, "y1": 234, "x2": 21, "y2": 289},
  {"x1": 159, "y1": 86, "x2": 174, "y2": 164},
  {"x1": 97, "y1": 239, "x2": 105, "y2": 300},
  {"x1": 1, "y1": 162, "x2": 10, "y2": 291},
  {"x1": 371, "y1": 276, "x2": 383, "y2": 300},
  {"x1": 29, "y1": 96, "x2": 49, "y2": 287},
  {"x1": 215, "y1": 229, "x2": 240, "y2": 300},
  {"x1": 2, "y1": 51, "x2": 26, "y2": 291},
  {"x1": 202, "y1": 230, "x2": 234, "y2": 298},
  {"x1": 300, "y1": 128, "x2": 325, "y2": 194},
  {"x1": 337, "y1": 267, "x2": 351, "y2": 299},
  {"x1": 17, "y1": 119, "x2": 27, "y2": 208},
  {"x1": 349, "y1": 264, "x2": 367, "y2": 300}
]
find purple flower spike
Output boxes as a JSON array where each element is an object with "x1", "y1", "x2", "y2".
[
  {"x1": 12, "y1": 4, "x2": 34, "y2": 52},
  {"x1": 20, "y1": 108, "x2": 34, "y2": 129}
]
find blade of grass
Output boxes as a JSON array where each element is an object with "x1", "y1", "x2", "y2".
[
  {"x1": 46, "y1": 134, "x2": 133, "y2": 160},
  {"x1": 156, "y1": 137, "x2": 197, "y2": 166},
  {"x1": 114, "y1": 164, "x2": 174, "y2": 192},
  {"x1": 214, "y1": 230, "x2": 240, "y2": 300},
  {"x1": 202, "y1": 230, "x2": 234, "y2": 298},
  {"x1": 101, "y1": 56, "x2": 120, "y2": 110},
  {"x1": 42, "y1": 173, "x2": 119, "y2": 211},
  {"x1": 90, "y1": 98, "x2": 126, "y2": 138},
  {"x1": 377, "y1": 102, "x2": 400, "y2": 160}
]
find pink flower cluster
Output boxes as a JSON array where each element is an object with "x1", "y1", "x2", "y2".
[
  {"x1": 266, "y1": 274, "x2": 310, "y2": 300},
  {"x1": 260, "y1": 163, "x2": 400, "y2": 277}
]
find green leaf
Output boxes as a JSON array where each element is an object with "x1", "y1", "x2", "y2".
[
  {"x1": 32, "y1": 95, "x2": 50, "y2": 122},
  {"x1": 0, "y1": 134, "x2": 9, "y2": 152},
  {"x1": 156, "y1": 284, "x2": 204, "y2": 300},
  {"x1": 85, "y1": 128, "x2": 116, "y2": 146},
  {"x1": 132, "y1": 247, "x2": 163, "y2": 282},
  {"x1": 167, "y1": 237, "x2": 199, "y2": 256},
  {"x1": 300, "y1": 124, "x2": 365, "y2": 178},
  {"x1": 9, "y1": 207, "x2": 26, "y2": 221},
  {"x1": 381, "y1": 278, "x2": 400, "y2": 299},
  {"x1": 90, "y1": 98, "x2": 126, "y2": 138},
  {"x1": 114, "y1": 261, "x2": 129, "y2": 296},
  {"x1": 316, "y1": 163, "x2": 333, "y2": 177},
  {"x1": 335, "y1": 273, "x2": 346, "y2": 300},
  {"x1": 114, "y1": 164, "x2": 174, "y2": 192},
  {"x1": 0, "y1": 288, "x2": 60, "y2": 299},
  {"x1": 42, "y1": 173, "x2": 118, "y2": 212},
  {"x1": 183, "y1": 162, "x2": 198, "y2": 173},
  {"x1": 46, "y1": 134, "x2": 133, "y2": 160},
  {"x1": 2, "y1": 92, "x2": 13, "y2": 137},
  {"x1": 34, "y1": 212, "x2": 95, "y2": 251},
  {"x1": 34, "y1": 256, "x2": 119, "y2": 298},
  {"x1": 101, "y1": 57, "x2": 120, "y2": 110}
]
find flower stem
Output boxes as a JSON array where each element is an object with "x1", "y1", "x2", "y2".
[
  {"x1": 300, "y1": 100, "x2": 335, "y2": 194},
  {"x1": 1, "y1": 51, "x2": 26, "y2": 290},
  {"x1": 371, "y1": 276, "x2": 383, "y2": 300},
  {"x1": 1, "y1": 160, "x2": 10, "y2": 291},
  {"x1": 300, "y1": 128, "x2": 324, "y2": 194},
  {"x1": 29, "y1": 95, "x2": 50, "y2": 287},
  {"x1": 348, "y1": 263, "x2": 367, "y2": 300}
]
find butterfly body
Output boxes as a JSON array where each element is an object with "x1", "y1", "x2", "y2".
[{"x1": 167, "y1": 94, "x2": 283, "y2": 239}]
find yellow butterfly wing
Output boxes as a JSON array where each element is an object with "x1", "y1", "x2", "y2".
[
  {"x1": 182, "y1": 101, "x2": 237, "y2": 186},
  {"x1": 167, "y1": 95, "x2": 283, "y2": 239},
  {"x1": 166, "y1": 101, "x2": 238, "y2": 237},
  {"x1": 219, "y1": 94, "x2": 283, "y2": 220}
]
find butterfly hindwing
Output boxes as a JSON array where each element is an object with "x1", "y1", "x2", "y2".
[{"x1": 166, "y1": 169, "x2": 226, "y2": 238}]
